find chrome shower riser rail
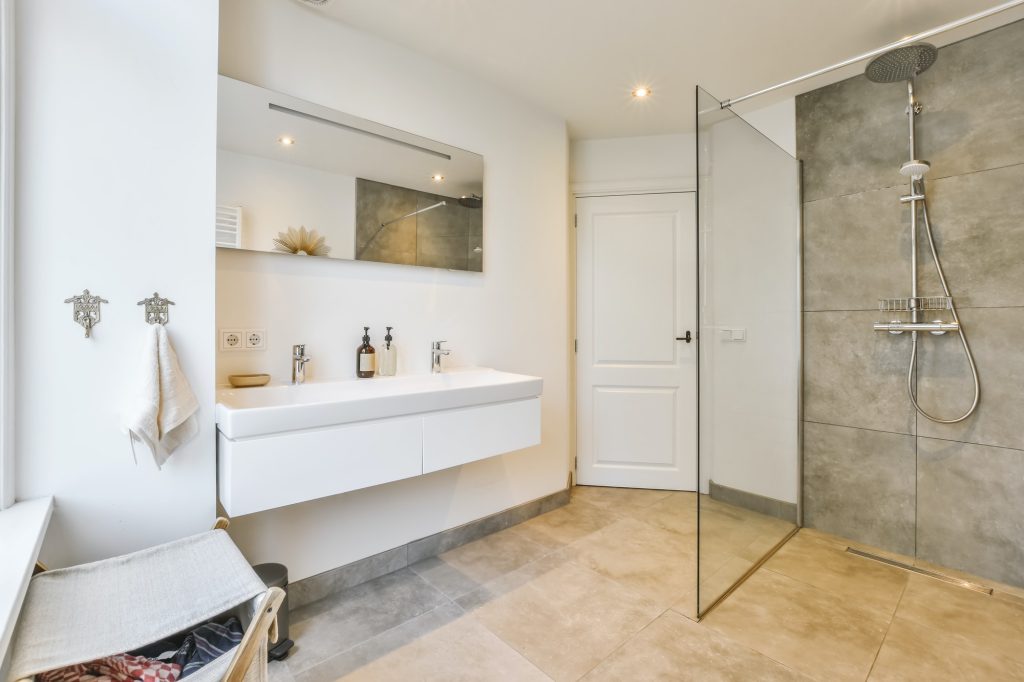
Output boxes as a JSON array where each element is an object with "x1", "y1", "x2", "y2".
[{"x1": 867, "y1": 53, "x2": 980, "y2": 424}]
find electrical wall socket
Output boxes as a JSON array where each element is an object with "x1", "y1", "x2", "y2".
[
  {"x1": 221, "y1": 329, "x2": 244, "y2": 351},
  {"x1": 245, "y1": 329, "x2": 266, "y2": 350}
]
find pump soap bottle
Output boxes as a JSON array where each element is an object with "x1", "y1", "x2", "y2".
[
  {"x1": 379, "y1": 327, "x2": 397, "y2": 377},
  {"x1": 357, "y1": 327, "x2": 376, "y2": 378}
]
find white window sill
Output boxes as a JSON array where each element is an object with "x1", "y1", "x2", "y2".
[{"x1": 0, "y1": 497, "x2": 52, "y2": 664}]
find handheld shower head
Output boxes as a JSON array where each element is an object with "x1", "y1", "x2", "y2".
[
  {"x1": 900, "y1": 160, "x2": 931, "y2": 177},
  {"x1": 865, "y1": 43, "x2": 938, "y2": 83}
]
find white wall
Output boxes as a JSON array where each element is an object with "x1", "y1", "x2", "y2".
[
  {"x1": 0, "y1": 0, "x2": 14, "y2": 512},
  {"x1": 568, "y1": 99, "x2": 794, "y2": 191},
  {"x1": 217, "y1": 149, "x2": 356, "y2": 257},
  {"x1": 14, "y1": 1, "x2": 219, "y2": 566},
  {"x1": 738, "y1": 98, "x2": 796, "y2": 156},
  {"x1": 218, "y1": 0, "x2": 570, "y2": 581},
  {"x1": 570, "y1": 133, "x2": 695, "y2": 191}
]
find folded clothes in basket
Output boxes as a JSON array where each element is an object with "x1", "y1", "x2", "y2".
[
  {"x1": 169, "y1": 618, "x2": 244, "y2": 678},
  {"x1": 37, "y1": 617, "x2": 244, "y2": 682},
  {"x1": 36, "y1": 653, "x2": 181, "y2": 682}
]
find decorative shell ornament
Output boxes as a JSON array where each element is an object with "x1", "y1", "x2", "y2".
[{"x1": 273, "y1": 226, "x2": 331, "y2": 257}]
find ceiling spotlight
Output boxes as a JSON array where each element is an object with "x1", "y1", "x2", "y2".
[
  {"x1": 431, "y1": 174, "x2": 445, "y2": 182},
  {"x1": 278, "y1": 136, "x2": 295, "y2": 146},
  {"x1": 631, "y1": 86, "x2": 652, "y2": 99}
]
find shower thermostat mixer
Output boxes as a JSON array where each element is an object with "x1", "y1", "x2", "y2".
[{"x1": 865, "y1": 42, "x2": 980, "y2": 424}]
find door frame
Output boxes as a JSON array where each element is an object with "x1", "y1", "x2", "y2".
[{"x1": 571, "y1": 180, "x2": 697, "y2": 488}]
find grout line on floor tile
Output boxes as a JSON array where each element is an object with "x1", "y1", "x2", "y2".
[
  {"x1": 864, "y1": 578, "x2": 910, "y2": 680},
  {"x1": 294, "y1": 598, "x2": 468, "y2": 679},
  {"x1": 489, "y1": 617, "x2": 557, "y2": 682},
  {"x1": 696, "y1": 613, "x2": 816, "y2": 682},
  {"x1": 573, "y1": 606, "x2": 672, "y2": 680},
  {"x1": 287, "y1": 570, "x2": 461, "y2": 677}
]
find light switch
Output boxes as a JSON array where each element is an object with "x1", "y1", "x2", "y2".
[{"x1": 719, "y1": 328, "x2": 747, "y2": 342}]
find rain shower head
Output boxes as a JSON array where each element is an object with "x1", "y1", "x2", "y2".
[{"x1": 865, "y1": 43, "x2": 938, "y2": 83}]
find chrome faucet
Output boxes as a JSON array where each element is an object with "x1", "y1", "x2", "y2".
[
  {"x1": 431, "y1": 340, "x2": 450, "y2": 374},
  {"x1": 292, "y1": 344, "x2": 311, "y2": 384}
]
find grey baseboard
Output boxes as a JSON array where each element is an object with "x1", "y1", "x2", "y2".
[
  {"x1": 287, "y1": 487, "x2": 571, "y2": 609},
  {"x1": 709, "y1": 480, "x2": 798, "y2": 524}
]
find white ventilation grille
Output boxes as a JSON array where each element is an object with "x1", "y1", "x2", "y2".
[{"x1": 216, "y1": 205, "x2": 242, "y2": 249}]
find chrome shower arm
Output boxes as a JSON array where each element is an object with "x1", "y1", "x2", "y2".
[{"x1": 356, "y1": 200, "x2": 447, "y2": 259}]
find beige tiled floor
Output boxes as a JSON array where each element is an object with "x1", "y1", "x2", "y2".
[{"x1": 274, "y1": 486, "x2": 1024, "y2": 681}]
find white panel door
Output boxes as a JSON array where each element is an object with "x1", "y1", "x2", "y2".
[{"x1": 577, "y1": 193, "x2": 696, "y2": 490}]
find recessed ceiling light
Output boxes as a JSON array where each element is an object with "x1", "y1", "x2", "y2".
[
  {"x1": 632, "y1": 86, "x2": 652, "y2": 99},
  {"x1": 278, "y1": 136, "x2": 295, "y2": 146},
  {"x1": 431, "y1": 174, "x2": 445, "y2": 182}
]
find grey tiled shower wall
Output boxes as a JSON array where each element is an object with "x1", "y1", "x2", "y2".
[
  {"x1": 355, "y1": 178, "x2": 483, "y2": 272},
  {"x1": 796, "y1": 19, "x2": 1024, "y2": 586}
]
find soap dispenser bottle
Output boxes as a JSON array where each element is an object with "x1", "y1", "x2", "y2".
[
  {"x1": 379, "y1": 327, "x2": 397, "y2": 377},
  {"x1": 357, "y1": 327, "x2": 376, "y2": 378}
]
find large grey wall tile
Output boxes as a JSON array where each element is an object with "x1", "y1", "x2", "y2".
[
  {"x1": 797, "y1": 19, "x2": 1024, "y2": 203},
  {"x1": 915, "y1": 20, "x2": 1024, "y2": 180},
  {"x1": 804, "y1": 311, "x2": 916, "y2": 435},
  {"x1": 467, "y1": 208, "x2": 483, "y2": 272},
  {"x1": 417, "y1": 235, "x2": 468, "y2": 270},
  {"x1": 916, "y1": 164, "x2": 1024, "y2": 308},
  {"x1": 797, "y1": 75, "x2": 909, "y2": 202},
  {"x1": 355, "y1": 178, "x2": 418, "y2": 253},
  {"x1": 917, "y1": 437, "x2": 1024, "y2": 587},
  {"x1": 355, "y1": 178, "x2": 481, "y2": 270},
  {"x1": 798, "y1": 17, "x2": 1024, "y2": 576},
  {"x1": 803, "y1": 186, "x2": 911, "y2": 311},
  {"x1": 416, "y1": 195, "x2": 468, "y2": 239},
  {"x1": 916, "y1": 307, "x2": 1024, "y2": 451},
  {"x1": 803, "y1": 422, "x2": 916, "y2": 555}
]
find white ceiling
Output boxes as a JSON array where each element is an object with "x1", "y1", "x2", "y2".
[{"x1": 309, "y1": 0, "x2": 1024, "y2": 139}]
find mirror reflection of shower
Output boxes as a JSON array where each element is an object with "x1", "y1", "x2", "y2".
[
  {"x1": 357, "y1": 201, "x2": 448, "y2": 259},
  {"x1": 867, "y1": 43, "x2": 980, "y2": 423}
]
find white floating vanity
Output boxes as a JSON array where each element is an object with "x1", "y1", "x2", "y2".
[{"x1": 216, "y1": 368, "x2": 543, "y2": 516}]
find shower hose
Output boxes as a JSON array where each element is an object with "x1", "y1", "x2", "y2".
[{"x1": 907, "y1": 178, "x2": 980, "y2": 423}]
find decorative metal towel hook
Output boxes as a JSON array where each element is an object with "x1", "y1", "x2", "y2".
[
  {"x1": 138, "y1": 292, "x2": 175, "y2": 325},
  {"x1": 64, "y1": 289, "x2": 109, "y2": 339}
]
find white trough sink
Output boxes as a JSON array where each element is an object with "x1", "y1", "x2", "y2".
[{"x1": 216, "y1": 367, "x2": 543, "y2": 439}]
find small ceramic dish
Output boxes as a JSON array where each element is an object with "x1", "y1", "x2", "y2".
[{"x1": 228, "y1": 373, "x2": 271, "y2": 388}]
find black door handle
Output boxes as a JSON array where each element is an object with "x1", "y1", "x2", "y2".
[{"x1": 676, "y1": 331, "x2": 693, "y2": 343}]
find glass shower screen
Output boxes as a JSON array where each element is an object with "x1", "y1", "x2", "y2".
[{"x1": 695, "y1": 87, "x2": 802, "y2": 617}]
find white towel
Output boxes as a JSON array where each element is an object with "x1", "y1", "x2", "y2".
[{"x1": 122, "y1": 324, "x2": 200, "y2": 469}]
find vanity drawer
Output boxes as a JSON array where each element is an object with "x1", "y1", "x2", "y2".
[
  {"x1": 218, "y1": 414, "x2": 422, "y2": 516},
  {"x1": 422, "y1": 397, "x2": 541, "y2": 474}
]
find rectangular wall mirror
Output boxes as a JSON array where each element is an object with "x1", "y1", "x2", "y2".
[{"x1": 216, "y1": 76, "x2": 485, "y2": 272}]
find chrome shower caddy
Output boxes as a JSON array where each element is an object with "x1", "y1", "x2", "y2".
[{"x1": 874, "y1": 296, "x2": 958, "y2": 335}]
